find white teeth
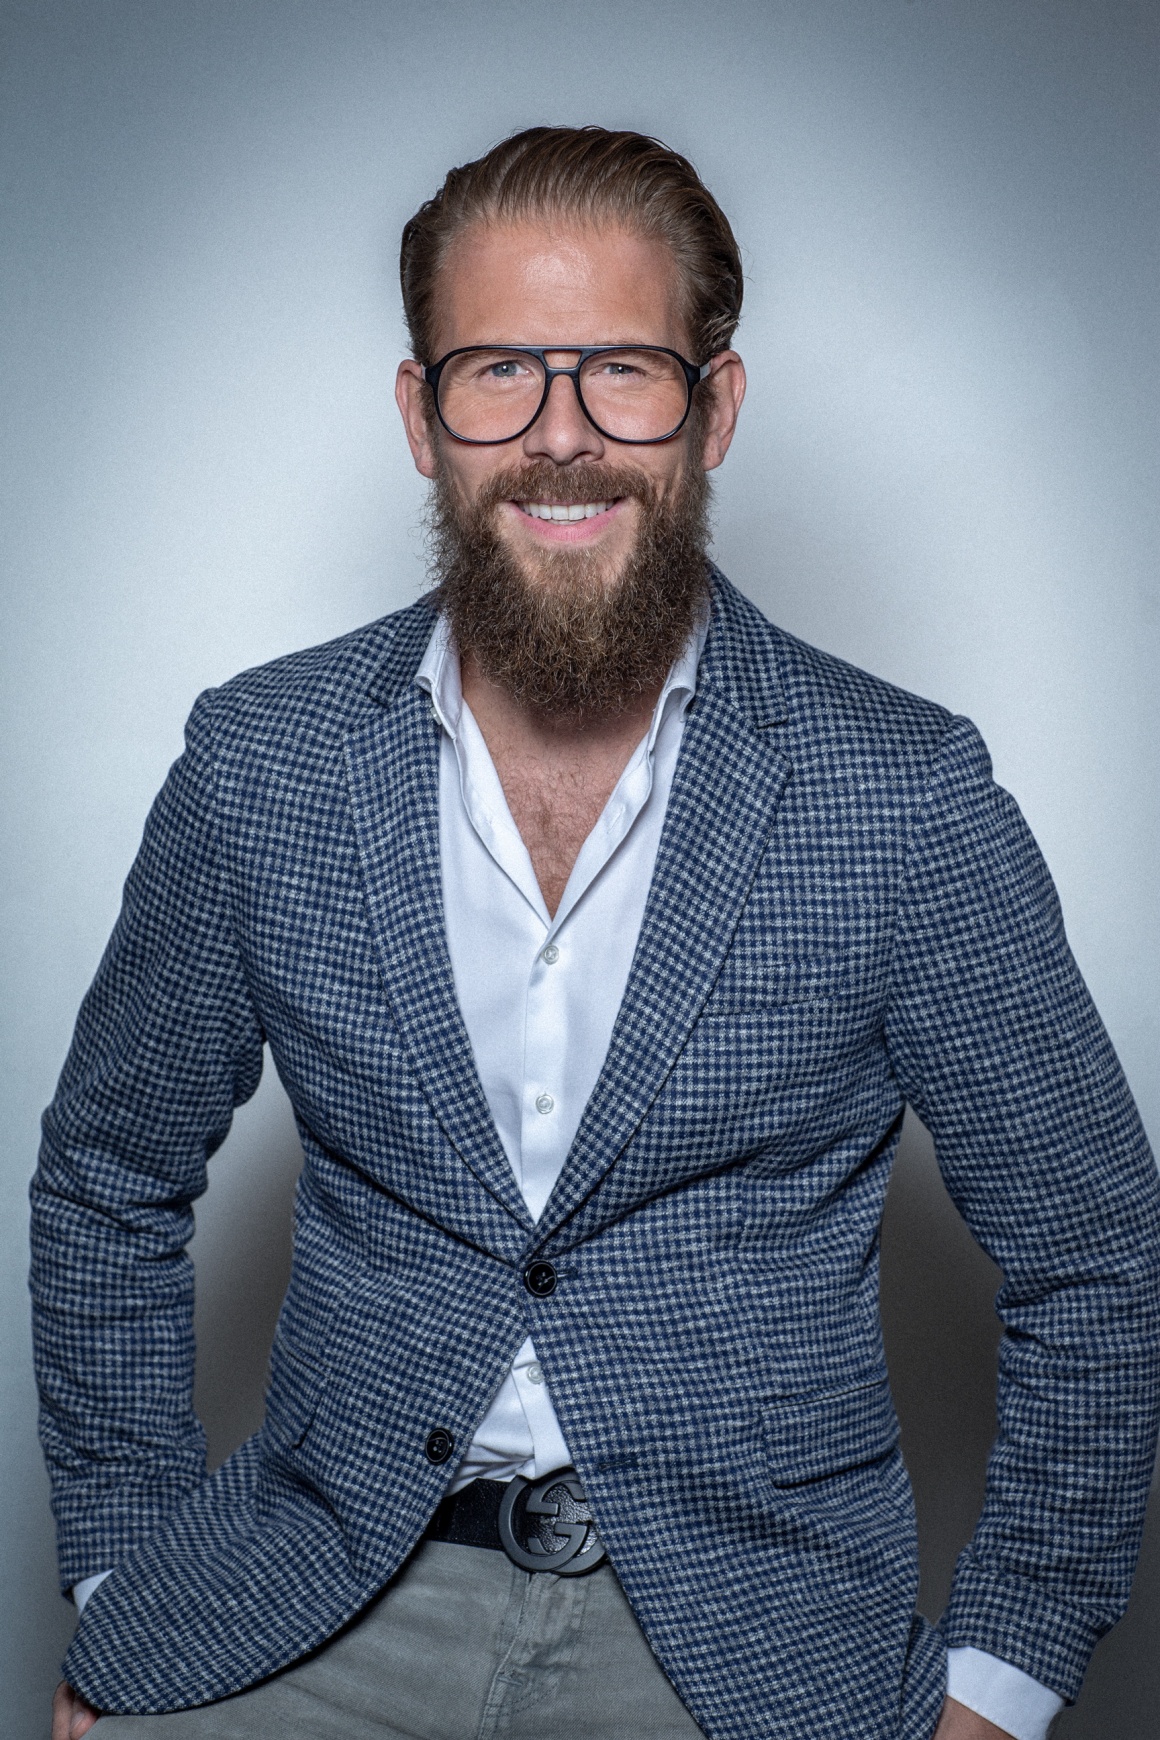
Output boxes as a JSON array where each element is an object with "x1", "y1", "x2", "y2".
[{"x1": 520, "y1": 501, "x2": 609, "y2": 521}]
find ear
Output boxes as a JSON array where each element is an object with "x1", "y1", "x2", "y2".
[
  {"x1": 396, "y1": 360, "x2": 440, "y2": 479},
  {"x1": 697, "y1": 351, "x2": 746, "y2": 472}
]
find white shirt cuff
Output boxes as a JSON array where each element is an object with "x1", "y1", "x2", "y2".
[
  {"x1": 73, "y1": 1569, "x2": 113, "y2": 1613},
  {"x1": 946, "y1": 1645, "x2": 1064, "y2": 1740}
]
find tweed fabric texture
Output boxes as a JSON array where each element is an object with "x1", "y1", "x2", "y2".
[{"x1": 31, "y1": 571, "x2": 1160, "y2": 1740}]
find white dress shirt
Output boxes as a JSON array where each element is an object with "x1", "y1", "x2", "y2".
[{"x1": 76, "y1": 610, "x2": 1064, "y2": 1739}]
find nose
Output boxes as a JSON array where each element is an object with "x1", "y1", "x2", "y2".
[{"x1": 521, "y1": 369, "x2": 605, "y2": 466}]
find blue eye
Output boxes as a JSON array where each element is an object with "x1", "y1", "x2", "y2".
[{"x1": 593, "y1": 360, "x2": 647, "y2": 383}]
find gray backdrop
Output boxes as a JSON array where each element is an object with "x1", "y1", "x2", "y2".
[{"x1": 3, "y1": 1, "x2": 1157, "y2": 1734}]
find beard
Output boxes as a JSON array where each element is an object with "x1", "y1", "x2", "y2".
[{"x1": 427, "y1": 450, "x2": 711, "y2": 723}]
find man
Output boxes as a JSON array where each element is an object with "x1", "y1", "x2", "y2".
[{"x1": 36, "y1": 127, "x2": 1160, "y2": 1740}]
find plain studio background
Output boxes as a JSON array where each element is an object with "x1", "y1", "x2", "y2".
[{"x1": 2, "y1": 2, "x2": 1158, "y2": 1733}]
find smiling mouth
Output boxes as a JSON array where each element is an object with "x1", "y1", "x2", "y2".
[{"x1": 516, "y1": 500, "x2": 617, "y2": 521}]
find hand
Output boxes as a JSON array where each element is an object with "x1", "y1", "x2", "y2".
[
  {"x1": 933, "y1": 1695, "x2": 1017, "y2": 1739},
  {"x1": 52, "y1": 1680, "x2": 101, "y2": 1739}
]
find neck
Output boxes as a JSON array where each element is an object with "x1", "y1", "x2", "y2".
[
  {"x1": 459, "y1": 651, "x2": 664, "y2": 918},
  {"x1": 460, "y1": 651, "x2": 663, "y2": 761}
]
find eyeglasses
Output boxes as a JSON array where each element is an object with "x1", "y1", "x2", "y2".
[{"x1": 422, "y1": 345, "x2": 711, "y2": 446}]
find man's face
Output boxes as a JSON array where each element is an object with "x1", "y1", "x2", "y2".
[
  {"x1": 397, "y1": 218, "x2": 744, "y2": 597},
  {"x1": 396, "y1": 216, "x2": 745, "y2": 719}
]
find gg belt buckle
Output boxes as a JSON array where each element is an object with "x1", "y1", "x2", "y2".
[{"x1": 497, "y1": 1467, "x2": 607, "y2": 1576}]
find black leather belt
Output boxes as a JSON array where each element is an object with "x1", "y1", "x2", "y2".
[{"x1": 424, "y1": 1468, "x2": 607, "y2": 1576}]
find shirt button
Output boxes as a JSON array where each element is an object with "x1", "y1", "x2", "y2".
[
  {"x1": 535, "y1": 1093, "x2": 555, "y2": 1115},
  {"x1": 424, "y1": 1428, "x2": 455, "y2": 1465},
  {"x1": 541, "y1": 943, "x2": 560, "y2": 964},
  {"x1": 526, "y1": 1362, "x2": 544, "y2": 1384}
]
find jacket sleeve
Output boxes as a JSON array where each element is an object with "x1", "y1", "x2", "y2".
[
  {"x1": 884, "y1": 713, "x2": 1160, "y2": 1702},
  {"x1": 29, "y1": 690, "x2": 265, "y2": 1594}
]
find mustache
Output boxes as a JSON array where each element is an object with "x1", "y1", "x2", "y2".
[{"x1": 469, "y1": 460, "x2": 660, "y2": 519}]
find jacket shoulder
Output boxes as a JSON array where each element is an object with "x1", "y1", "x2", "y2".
[
  {"x1": 188, "y1": 595, "x2": 436, "y2": 759},
  {"x1": 710, "y1": 572, "x2": 956, "y2": 764},
  {"x1": 777, "y1": 625, "x2": 953, "y2": 749}
]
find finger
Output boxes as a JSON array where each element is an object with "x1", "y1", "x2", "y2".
[
  {"x1": 53, "y1": 1681, "x2": 101, "y2": 1740},
  {"x1": 52, "y1": 1681, "x2": 74, "y2": 1740},
  {"x1": 72, "y1": 1694, "x2": 102, "y2": 1739}
]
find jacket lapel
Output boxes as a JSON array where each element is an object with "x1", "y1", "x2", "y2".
[
  {"x1": 535, "y1": 579, "x2": 791, "y2": 1244},
  {"x1": 344, "y1": 610, "x2": 534, "y2": 1232}
]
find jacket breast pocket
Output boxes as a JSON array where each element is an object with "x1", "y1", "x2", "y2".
[
  {"x1": 704, "y1": 955, "x2": 859, "y2": 1015},
  {"x1": 760, "y1": 1375, "x2": 899, "y2": 1488}
]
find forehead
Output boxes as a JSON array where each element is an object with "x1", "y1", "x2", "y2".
[{"x1": 432, "y1": 218, "x2": 687, "y2": 354}]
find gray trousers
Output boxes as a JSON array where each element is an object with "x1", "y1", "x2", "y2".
[{"x1": 92, "y1": 1541, "x2": 707, "y2": 1739}]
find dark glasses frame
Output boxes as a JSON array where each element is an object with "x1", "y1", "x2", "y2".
[{"x1": 422, "y1": 344, "x2": 713, "y2": 446}]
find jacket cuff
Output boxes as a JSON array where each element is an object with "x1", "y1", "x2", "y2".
[
  {"x1": 944, "y1": 1553, "x2": 1100, "y2": 1701},
  {"x1": 947, "y1": 1647, "x2": 1064, "y2": 1740},
  {"x1": 51, "y1": 1471, "x2": 202, "y2": 1595}
]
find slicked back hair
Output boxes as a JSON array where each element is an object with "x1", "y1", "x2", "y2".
[{"x1": 400, "y1": 126, "x2": 743, "y2": 367}]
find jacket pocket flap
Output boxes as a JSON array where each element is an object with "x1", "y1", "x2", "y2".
[
  {"x1": 760, "y1": 1377, "x2": 898, "y2": 1485},
  {"x1": 262, "y1": 1333, "x2": 327, "y2": 1450},
  {"x1": 705, "y1": 954, "x2": 856, "y2": 1011}
]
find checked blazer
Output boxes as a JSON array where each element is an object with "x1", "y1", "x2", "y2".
[{"x1": 31, "y1": 571, "x2": 1160, "y2": 1740}]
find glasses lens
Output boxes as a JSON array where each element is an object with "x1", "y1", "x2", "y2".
[
  {"x1": 579, "y1": 349, "x2": 689, "y2": 441},
  {"x1": 436, "y1": 349, "x2": 546, "y2": 441}
]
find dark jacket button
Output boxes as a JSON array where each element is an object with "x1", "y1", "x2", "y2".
[
  {"x1": 425, "y1": 1428, "x2": 455, "y2": 1464},
  {"x1": 524, "y1": 1261, "x2": 557, "y2": 1297}
]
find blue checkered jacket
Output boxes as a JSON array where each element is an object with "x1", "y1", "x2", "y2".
[{"x1": 31, "y1": 572, "x2": 1160, "y2": 1739}]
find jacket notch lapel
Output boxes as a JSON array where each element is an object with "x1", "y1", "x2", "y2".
[
  {"x1": 535, "y1": 680, "x2": 791, "y2": 1243},
  {"x1": 344, "y1": 675, "x2": 533, "y2": 1231}
]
